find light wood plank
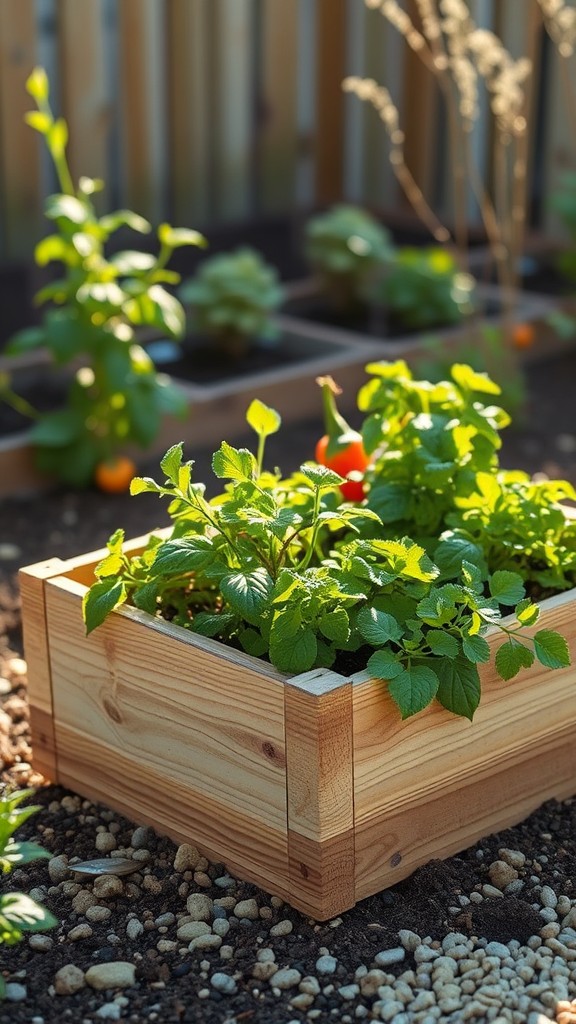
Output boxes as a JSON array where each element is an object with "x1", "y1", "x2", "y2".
[
  {"x1": 258, "y1": 0, "x2": 299, "y2": 212},
  {"x1": 212, "y1": 0, "x2": 254, "y2": 220},
  {"x1": 166, "y1": 0, "x2": 211, "y2": 224},
  {"x1": 353, "y1": 587, "x2": 576, "y2": 826},
  {"x1": 44, "y1": 577, "x2": 288, "y2": 830},
  {"x1": 355, "y1": 725, "x2": 576, "y2": 901},
  {"x1": 288, "y1": 830, "x2": 355, "y2": 920},
  {"x1": 0, "y1": 0, "x2": 42, "y2": 259},
  {"x1": 57, "y1": 0, "x2": 108, "y2": 185}
]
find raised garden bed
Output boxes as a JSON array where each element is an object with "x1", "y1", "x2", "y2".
[{"x1": 20, "y1": 533, "x2": 576, "y2": 921}]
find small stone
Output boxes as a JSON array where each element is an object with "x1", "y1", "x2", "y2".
[
  {"x1": 485, "y1": 941, "x2": 512, "y2": 959},
  {"x1": 186, "y1": 893, "x2": 213, "y2": 921},
  {"x1": 316, "y1": 955, "x2": 338, "y2": 974},
  {"x1": 29, "y1": 934, "x2": 54, "y2": 952},
  {"x1": 0, "y1": 677, "x2": 12, "y2": 695},
  {"x1": 375, "y1": 947, "x2": 406, "y2": 967},
  {"x1": 338, "y1": 984, "x2": 360, "y2": 1000},
  {"x1": 126, "y1": 919, "x2": 144, "y2": 940},
  {"x1": 253, "y1": 962, "x2": 278, "y2": 981},
  {"x1": 85, "y1": 963, "x2": 137, "y2": 990},
  {"x1": 72, "y1": 889, "x2": 97, "y2": 914},
  {"x1": 212, "y1": 918, "x2": 230, "y2": 938},
  {"x1": 398, "y1": 930, "x2": 421, "y2": 951},
  {"x1": 173, "y1": 844, "x2": 201, "y2": 872},
  {"x1": 86, "y1": 906, "x2": 112, "y2": 923},
  {"x1": 48, "y1": 855, "x2": 70, "y2": 884},
  {"x1": 95, "y1": 1003, "x2": 122, "y2": 1021},
  {"x1": 7, "y1": 657, "x2": 27, "y2": 676},
  {"x1": 210, "y1": 972, "x2": 237, "y2": 995},
  {"x1": 272, "y1": 968, "x2": 302, "y2": 989},
  {"x1": 93, "y1": 875, "x2": 124, "y2": 899},
  {"x1": 95, "y1": 833, "x2": 117, "y2": 854},
  {"x1": 54, "y1": 965, "x2": 86, "y2": 995},
  {"x1": 177, "y1": 921, "x2": 211, "y2": 941},
  {"x1": 270, "y1": 918, "x2": 293, "y2": 937},
  {"x1": 68, "y1": 923, "x2": 93, "y2": 941},
  {"x1": 189, "y1": 934, "x2": 222, "y2": 951},
  {"x1": 359, "y1": 970, "x2": 388, "y2": 997},
  {"x1": 300, "y1": 976, "x2": 321, "y2": 996},
  {"x1": 290, "y1": 993, "x2": 315, "y2": 1009},
  {"x1": 234, "y1": 898, "x2": 259, "y2": 920},
  {"x1": 540, "y1": 885, "x2": 558, "y2": 909},
  {"x1": 488, "y1": 860, "x2": 519, "y2": 889},
  {"x1": 131, "y1": 826, "x2": 151, "y2": 849},
  {"x1": 498, "y1": 848, "x2": 526, "y2": 870},
  {"x1": 157, "y1": 939, "x2": 178, "y2": 953},
  {"x1": 5, "y1": 983, "x2": 27, "y2": 1002}
]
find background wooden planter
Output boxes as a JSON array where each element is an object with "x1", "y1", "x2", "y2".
[{"x1": 21, "y1": 539, "x2": 576, "y2": 920}]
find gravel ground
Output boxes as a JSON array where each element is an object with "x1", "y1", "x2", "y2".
[{"x1": 2, "y1": 351, "x2": 576, "y2": 1022}]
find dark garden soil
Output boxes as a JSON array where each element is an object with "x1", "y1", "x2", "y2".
[{"x1": 1, "y1": 348, "x2": 576, "y2": 1022}]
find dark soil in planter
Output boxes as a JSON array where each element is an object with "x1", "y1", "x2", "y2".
[{"x1": 145, "y1": 327, "x2": 344, "y2": 386}]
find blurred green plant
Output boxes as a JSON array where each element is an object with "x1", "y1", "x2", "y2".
[
  {"x1": 1, "y1": 67, "x2": 205, "y2": 487},
  {"x1": 0, "y1": 788, "x2": 57, "y2": 998},
  {"x1": 178, "y1": 248, "x2": 283, "y2": 358},
  {"x1": 304, "y1": 204, "x2": 393, "y2": 312},
  {"x1": 380, "y1": 247, "x2": 474, "y2": 330}
]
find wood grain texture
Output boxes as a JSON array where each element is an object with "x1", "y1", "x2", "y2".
[
  {"x1": 353, "y1": 588, "x2": 576, "y2": 826},
  {"x1": 288, "y1": 830, "x2": 355, "y2": 920},
  {"x1": 354, "y1": 724, "x2": 576, "y2": 901},
  {"x1": 44, "y1": 577, "x2": 287, "y2": 830},
  {"x1": 57, "y1": 0, "x2": 108, "y2": 185},
  {"x1": 315, "y1": 0, "x2": 346, "y2": 203}
]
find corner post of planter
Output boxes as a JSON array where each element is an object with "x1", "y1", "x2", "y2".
[
  {"x1": 285, "y1": 671, "x2": 355, "y2": 920},
  {"x1": 19, "y1": 558, "x2": 67, "y2": 781}
]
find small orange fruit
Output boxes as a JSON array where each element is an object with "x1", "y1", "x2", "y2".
[
  {"x1": 512, "y1": 322, "x2": 535, "y2": 349},
  {"x1": 94, "y1": 455, "x2": 137, "y2": 494}
]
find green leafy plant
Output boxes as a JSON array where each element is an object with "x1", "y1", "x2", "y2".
[
  {"x1": 178, "y1": 248, "x2": 283, "y2": 358},
  {"x1": 304, "y1": 204, "x2": 394, "y2": 312},
  {"x1": 2, "y1": 67, "x2": 204, "y2": 487},
  {"x1": 379, "y1": 246, "x2": 474, "y2": 330},
  {"x1": 0, "y1": 789, "x2": 57, "y2": 998},
  {"x1": 83, "y1": 366, "x2": 572, "y2": 723}
]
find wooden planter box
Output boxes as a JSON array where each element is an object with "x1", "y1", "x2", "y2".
[
  {"x1": 21, "y1": 537, "x2": 576, "y2": 920},
  {"x1": 0, "y1": 320, "x2": 381, "y2": 499}
]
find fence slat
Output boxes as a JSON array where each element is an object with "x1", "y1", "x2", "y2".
[
  {"x1": 257, "y1": 0, "x2": 299, "y2": 213},
  {"x1": 315, "y1": 0, "x2": 346, "y2": 204},
  {"x1": 166, "y1": 0, "x2": 211, "y2": 227},
  {"x1": 212, "y1": 0, "x2": 255, "y2": 220},
  {"x1": 118, "y1": 0, "x2": 166, "y2": 224},
  {"x1": 0, "y1": 0, "x2": 41, "y2": 260},
  {"x1": 57, "y1": 0, "x2": 108, "y2": 187}
]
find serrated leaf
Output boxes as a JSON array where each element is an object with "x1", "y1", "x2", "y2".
[
  {"x1": 462, "y1": 633, "x2": 491, "y2": 663},
  {"x1": 533, "y1": 629, "x2": 571, "y2": 669},
  {"x1": 516, "y1": 599, "x2": 540, "y2": 627},
  {"x1": 300, "y1": 463, "x2": 344, "y2": 489},
  {"x1": 357, "y1": 606, "x2": 403, "y2": 645},
  {"x1": 246, "y1": 399, "x2": 281, "y2": 438},
  {"x1": 426, "y1": 630, "x2": 459, "y2": 658},
  {"x1": 130, "y1": 476, "x2": 164, "y2": 496},
  {"x1": 388, "y1": 665, "x2": 440, "y2": 718},
  {"x1": 366, "y1": 649, "x2": 404, "y2": 680},
  {"x1": 489, "y1": 570, "x2": 525, "y2": 606},
  {"x1": 212, "y1": 442, "x2": 256, "y2": 482},
  {"x1": 451, "y1": 363, "x2": 502, "y2": 395},
  {"x1": 435, "y1": 655, "x2": 481, "y2": 719},
  {"x1": 94, "y1": 552, "x2": 124, "y2": 578},
  {"x1": 132, "y1": 582, "x2": 160, "y2": 615},
  {"x1": 192, "y1": 612, "x2": 235, "y2": 637},
  {"x1": 239, "y1": 628, "x2": 269, "y2": 658},
  {"x1": 319, "y1": 609, "x2": 350, "y2": 644},
  {"x1": 160, "y1": 443, "x2": 184, "y2": 486},
  {"x1": 220, "y1": 569, "x2": 273, "y2": 626},
  {"x1": 82, "y1": 579, "x2": 127, "y2": 633},
  {"x1": 152, "y1": 537, "x2": 214, "y2": 576},
  {"x1": 495, "y1": 640, "x2": 535, "y2": 681},
  {"x1": 269, "y1": 627, "x2": 317, "y2": 674}
]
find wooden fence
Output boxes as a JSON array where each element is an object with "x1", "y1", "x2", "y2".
[{"x1": 0, "y1": 0, "x2": 574, "y2": 263}]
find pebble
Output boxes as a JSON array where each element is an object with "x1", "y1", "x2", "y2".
[
  {"x1": 67, "y1": 923, "x2": 93, "y2": 941},
  {"x1": 173, "y1": 844, "x2": 201, "y2": 871},
  {"x1": 272, "y1": 968, "x2": 302, "y2": 989},
  {"x1": 93, "y1": 875, "x2": 124, "y2": 899},
  {"x1": 316, "y1": 954, "x2": 338, "y2": 974},
  {"x1": 189, "y1": 934, "x2": 222, "y2": 951},
  {"x1": 95, "y1": 832, "x2": 117, "y2": 854},
  {"x1": 186, "y1": 893, "x2": 213, "y2": 921},
  {"x1": 29, "y1": 935, "x2": 54, "y2": 952},
  {"x1": 210, "y1": 972, "x2": 237, "y2": 995},
  {"x1": 85, "y1": 963, "x2": 136, "y2": 990},
  {"x1": 270, "y1": 918, "x2": 293, "y2": 937},
  {"x1": 95, "y1": 1003, "x2": 122, "y2": 1020},
  {"x1": 4, "y1": 983, "x2": 27, "y2": 1002},
  {"x1": 234, "y1": 898, "x2": 259, "y2": 920},
  {"x1": 131, "y1": 826, "x2": 151, "y2": 849},
  {"x1": 48, "y1": 855, "x2": 70, "y2": 883},
  {"x1": 177, "y1": 921, "x2": 211, "y2": 941},
  {"x1": 488, "y1": 860, "x2": 519, "y2": 888},
  {"x1": 86, "y1": 906, "x2": 112, "y2": 923},
  {"x1": 375, "y1": 947, "x2": 406, "y2": 967},
  {"x1": 54, "y1": 965, "x2": 86, "y2": 995}
]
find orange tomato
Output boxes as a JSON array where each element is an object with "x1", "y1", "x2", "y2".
[
  {"x1": 512, "y1": 323, "x2": 535, "y2": 349},
  {"x1": 94, "y1": 455, "x2": 137, "y2": 494}
]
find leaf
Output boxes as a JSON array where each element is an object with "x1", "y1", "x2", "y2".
[
  {"x1": 246, "y1": 399, "x2": 281, "y2": 438},
  {"x1": 158, "y1": 223, "x2": 207, "y2": 249},
  {"x1": 94, "y1": 552, "x2": 124, "y2": 578},
  {"x1": 388, "y1": 665, "x2": 440, "y2": 719},
  {"x1": 451, "y1": 363, "x2": 501, "y2": 395},
  {"x1": 0, "y1": 892, "x2": 58, "y2": 933},
  {"x1": 29, "y1": 409, "x2": 82, "y2": 447},
  {"x1": 269, "y1": 627, "x2": 318, "y2": 674},
  {"x1": 489, "y1": 570, "x2": 525, "y2": 606},
  {"x1": 1, "y1": 840, "x2": 51, "y2": 868},
  {"x1": 220, "y1": 569, "x2": 273, "y2": 626},
  {"x1": 319, "y1": 609, "x2": 350, "y2": 644},
  {"x1": 130, "y1": 477, "x2": 164, "y2": 496},
  {"x1": 533, "y1": 629, "x2": 571, "y2": 669},
  {"x1": 160, "y1": 444, "x2": 184, "y2": 486},
  {"x1": 515, "y1": 598, "x2": 540, "y2": 627},
  {"x1": 462, "y1": 633, "x2": 491, "y2": 663},
  {"x1": 99, "y1": 210, "x2": 151, "y2": 235},
  {"x1": 152, "y1": 537, "x2": 215, "y2": 576},
  {"x1": 495, "y1": 640, "x2": 535, "y2": 681},
  {"x1": 426, "y1": 630, "x2": 459, "y2": 658},
  {"x1": 212, "y1": 442, "x2": 256, "y2": 482},
  {"x1": 192, "y1": 612, "x2": 236, "y2": 638},
  {"x1": 357, "y1": 606, "x2": 402, "y2": 645},
  {"x1": 45, "y1": 193, "x2": 87, "y2": 225},
  {"x1": 435, "y1": 655, "x2": 481, "y2": 720},
  {"x1": 366, "y1": 649, "x2": 405, "y2": 680},
  {"x1": 82, "y1": 579, "x2": 127, "y2": 634},
  {"x1": 48, "y1": 118, "x2": 68, "y2": 159},
  {"x1": 26, "y1": 66, "x2": 49, "y2": 102},
  {"x1": 300, "y1": 463, "x2": 344, "y2": 489}
]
